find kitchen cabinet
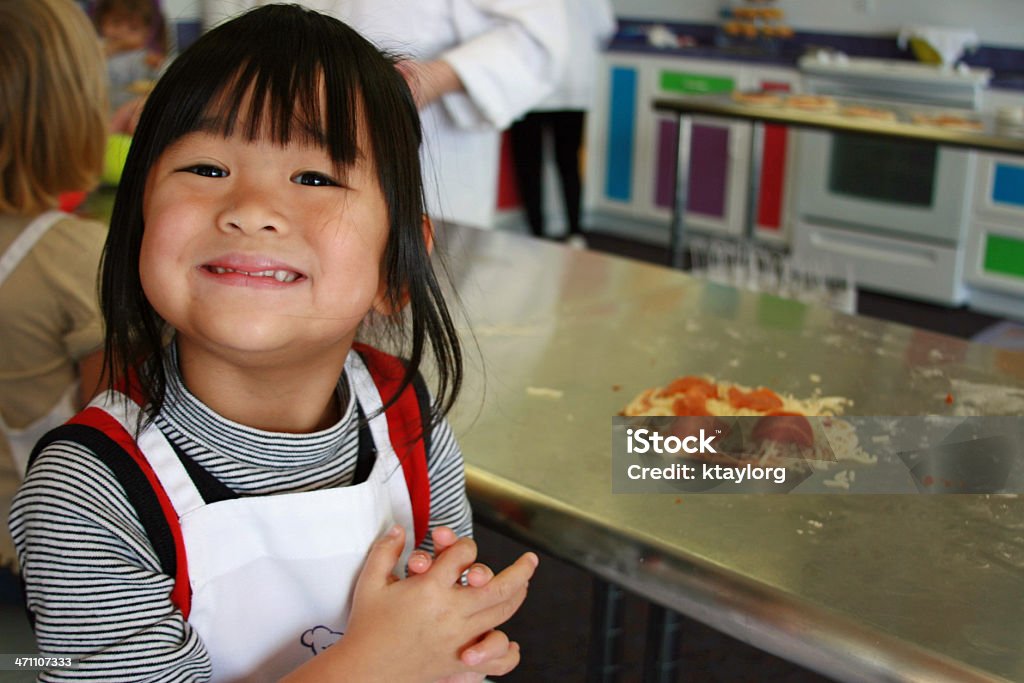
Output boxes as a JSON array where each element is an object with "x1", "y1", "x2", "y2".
[
  {"x1": 966, "y1": 152, "x2": 1024, "y2": 318},
  {"x1": 745, "y1": 65, "x2": 800, "y2": 244},
  {"x1": 584, "y1": 54, "x2": 799, "y2": 245}
]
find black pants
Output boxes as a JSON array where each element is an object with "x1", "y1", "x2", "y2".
[{"x1": 509, "y1": 110, "x2": 585, "y2": 238}]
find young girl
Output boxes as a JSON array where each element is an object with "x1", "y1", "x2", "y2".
[
  {"x1": 0, "y1": 0, "x2": 108, "y2": 597},
  {"x1": 11, "y1": 5, "x2": 536, "y2": 681}
]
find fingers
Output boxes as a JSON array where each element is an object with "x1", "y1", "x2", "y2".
[
  {"x1": 430, "y1": 536, "x2": 480, "y2": 585},
  {"x1": 459, "y1": 631, "x2": 523, "y2": 678},
  {"x1": 431, "y1": 525, "x2": 458, "y2": 551},
  {"x1": 407, "y1": 527, "x2": 462, "y2": 576},
  {"x1": 461, "y1": 629, "x2": 508, "y2": 668},
  {"x1": 465, "y1": 552, "x2": 537, "y2": 630},
  {"x1": 465, "y1": 563, "x2": 494, "y2": 588},
  {"x1": 407, "y1": 550, "x2": 432, "y2": 575},
  {"x1": 469, "y1": 581, "x2": 529, "y2": 634},
  {"x1": 357, "y1": 524, "x2": 406, "y2": 589}
]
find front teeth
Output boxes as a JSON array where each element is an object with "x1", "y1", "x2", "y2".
[{"x1": 209, "y1": 266, "x2": 298, "y2": 283}]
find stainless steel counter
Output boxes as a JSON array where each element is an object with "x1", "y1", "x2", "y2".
[{"x1": 439, "y1": 224, "x2": 1024, "y2": 683}]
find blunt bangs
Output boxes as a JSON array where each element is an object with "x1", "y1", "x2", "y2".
[{"x1": 131, "y1": 4, "x2": 404, "y2": 170}]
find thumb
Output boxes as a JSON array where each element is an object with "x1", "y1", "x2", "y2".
[{"x1": 358, "y1": 524, "x2": 406, "y2": 590}]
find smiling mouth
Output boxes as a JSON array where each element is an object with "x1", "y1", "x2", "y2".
[{"x1": 203, "y1": 266, "x2": 302, "y2": 283}]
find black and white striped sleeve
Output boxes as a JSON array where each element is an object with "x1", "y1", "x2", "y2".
[
  {"x1": 10, "y1": 443, "x2": 212, "y2": 682},
  {"x1": 419, "y1": 415, "x2": 473, "y2": 554}
]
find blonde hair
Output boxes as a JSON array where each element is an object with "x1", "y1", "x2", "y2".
[{"x1": 0, "y1": 0, "x2": 108, "y2": 214}]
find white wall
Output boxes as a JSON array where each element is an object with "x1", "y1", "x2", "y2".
[
  {"x1": 162, "y1": 0, "x2": 203, "y2": 21},
  {"x1": 612, "y1": 0, "x2": 1024, "y2": 49}
]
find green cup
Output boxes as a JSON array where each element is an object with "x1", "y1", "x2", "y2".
[{"x1": 102, "y1": 133, "x2": 132, "y2": 185}]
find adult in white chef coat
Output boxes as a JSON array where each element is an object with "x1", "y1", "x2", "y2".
[
  {"x1": 509, "y1": 0, "x2": 615, "y2": 243},
  {"x1": 202, "y1": 0, "x2": 568, "y2": 229}
]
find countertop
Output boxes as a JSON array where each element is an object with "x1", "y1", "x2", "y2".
[
  {"x1": 439, "y1": 223, "x2": 1024, "y2": 683},
  {"x1": 652, "y1": 93, "x2": 1024, "y2": 156}
]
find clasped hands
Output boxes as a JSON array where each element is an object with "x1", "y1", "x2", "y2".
[{"x1": 345, "y1": 524, "x2": 538, "y2": 683}]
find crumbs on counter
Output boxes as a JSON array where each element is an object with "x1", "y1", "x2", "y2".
[{"x1": 526, "y1": 386, "x2": 564, "y2": 399}]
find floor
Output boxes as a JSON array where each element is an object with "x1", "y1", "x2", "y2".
[{"x1": 473, "y1": 226, "x2": 1019, "y2": 683}]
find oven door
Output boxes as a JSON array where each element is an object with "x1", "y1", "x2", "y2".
[{"x1": 796, "y1": 130, "x2": 974, "y2": 244}]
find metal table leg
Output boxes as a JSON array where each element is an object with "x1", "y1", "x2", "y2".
[
  {"x1": 587, "y1": 580, "x2": 626, "y2": 683},
  {"x1": 744, "y1": 121, "x2": 765, "y2": 242},
  {"x1": 669, "y1": 114, "x2": 693, "y2": 270},
  {"x1": 643, "y1": 604, "x2": 682, "y2": 683}
]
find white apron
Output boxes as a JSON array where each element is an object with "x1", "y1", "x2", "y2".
[
  {"x1": 0, "y1": 210, "x2": 78, "y2": 475},
  {"x1": 94, "y1": 352, "x2": 416, "y2": 682}
]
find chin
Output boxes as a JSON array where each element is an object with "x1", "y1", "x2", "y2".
[{"x1": 193, "y1": 318, "x2": 352, "y2": 364}]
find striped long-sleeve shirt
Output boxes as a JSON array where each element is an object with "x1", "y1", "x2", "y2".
[{"x1": 10, "y1": 353, "x2": 472, "y2": 682}]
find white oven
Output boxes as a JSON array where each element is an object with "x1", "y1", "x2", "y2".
[{"x1": 792, "y1": 56, "x2": 990, "y2": 305}]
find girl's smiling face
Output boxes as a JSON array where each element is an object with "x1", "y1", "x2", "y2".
[{"x1": 139, "y1": 114, "x2": 390, "y2": 370}]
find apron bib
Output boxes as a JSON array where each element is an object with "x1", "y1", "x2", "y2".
[
  {"x1": 92, "y1": 352, "x2": 416, "y2": 682},
  {"x1": 0, "y1": 211, "x2": 78, "y2": 476}
]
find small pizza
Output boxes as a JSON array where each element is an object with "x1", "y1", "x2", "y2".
[
  {"x1": 784, "y1": 94, "x2": 838, "y2": 112},
  {"x1": 622, "y1": 376, "x2": 865, "y2": 472},
  {"x1": 911, "y1": 113, "x2": 984, "y2": 132},
  {"x1": 623, "y1": 375, "x2": 849, "y2": 417},
  {"x1": 731, "y1": 90, "x2": 783, "y2": 107},
  {"x1": 840, "y1": 105, "x2": 897, "y2": 121}
]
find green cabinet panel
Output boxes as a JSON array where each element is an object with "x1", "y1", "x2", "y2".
[
  {"x1": 659, "y1": 71, "x2": 735, "y2": 95},
  {"x1": 983, "y1": 234, "x2": 1024, "y2": 279}
]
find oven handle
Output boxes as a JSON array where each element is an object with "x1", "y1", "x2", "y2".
[{"x1": 809, "y1": 227, "x2": 941, "y2": 266}]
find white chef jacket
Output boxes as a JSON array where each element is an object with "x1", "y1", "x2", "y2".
[
  {"x1": 201, "y1": 0, "x2": 568, "y2": 229},
  {"x1": 534, "y1": 0, "x2": 616, "y2": 111}
]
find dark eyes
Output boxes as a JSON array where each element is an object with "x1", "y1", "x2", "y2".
[
  {"x1": 292, "y1": 172, "x2": 339, "y2": 187},
  {"x1": 180, "y1": 164, "x2": 227, "y2": 178},
  {"x1": 175, "y1": 165, "x2": 340, "y2": 187}
]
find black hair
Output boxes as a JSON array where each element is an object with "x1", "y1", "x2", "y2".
[{"x1": 100, "y1": 3, "x2": 462, "y2": 427}]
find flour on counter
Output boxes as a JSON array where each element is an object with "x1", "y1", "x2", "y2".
[
  {"x1": 526, "y1": 386, "x2": 564, "y2": 399},
  {"x1": 823, "y1": 469, "x2": 855, "y2": 490},
  {"x1": 947, "y1": 379, "x2": 1024, "y2": 416}
]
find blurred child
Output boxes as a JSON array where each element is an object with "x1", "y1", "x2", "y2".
[
  {"x1": 0, "y1": 0, "x2": 108, "y2": 597},
  {"x1": 12, "y1": 4, "x2": 536, "y2": 680},
  {"x1": 93, "y1": 0, "x2": 166, "y2": 109}
]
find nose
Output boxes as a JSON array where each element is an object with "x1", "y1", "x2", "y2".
[{"x1": 217, "y1": 180, "x2": 287, "y2": 235}]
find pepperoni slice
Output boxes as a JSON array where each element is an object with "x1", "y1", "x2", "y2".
[
  {"x1": 670, "y1": 415, "x2": 729, "y2": 441},
  {"x1": 727, "y1": 386, "x2": 784, "y2": 412},
  {"x1": 658, "y1": 376, "x2": 719, "y2": 400},
  {"x1": 752, "y1": 414, "x2": 814, "y2": 446},
  {"x1": 671, "y1": 394, "x2": 711, "y2": 416}
]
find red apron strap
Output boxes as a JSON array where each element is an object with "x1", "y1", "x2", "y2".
[
  {"x1": 67, "y1": 404, "x2": 193, "y2": 619},
  {"x1": 352, "y1": 343, "x2": 430, "y2": 547}
]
